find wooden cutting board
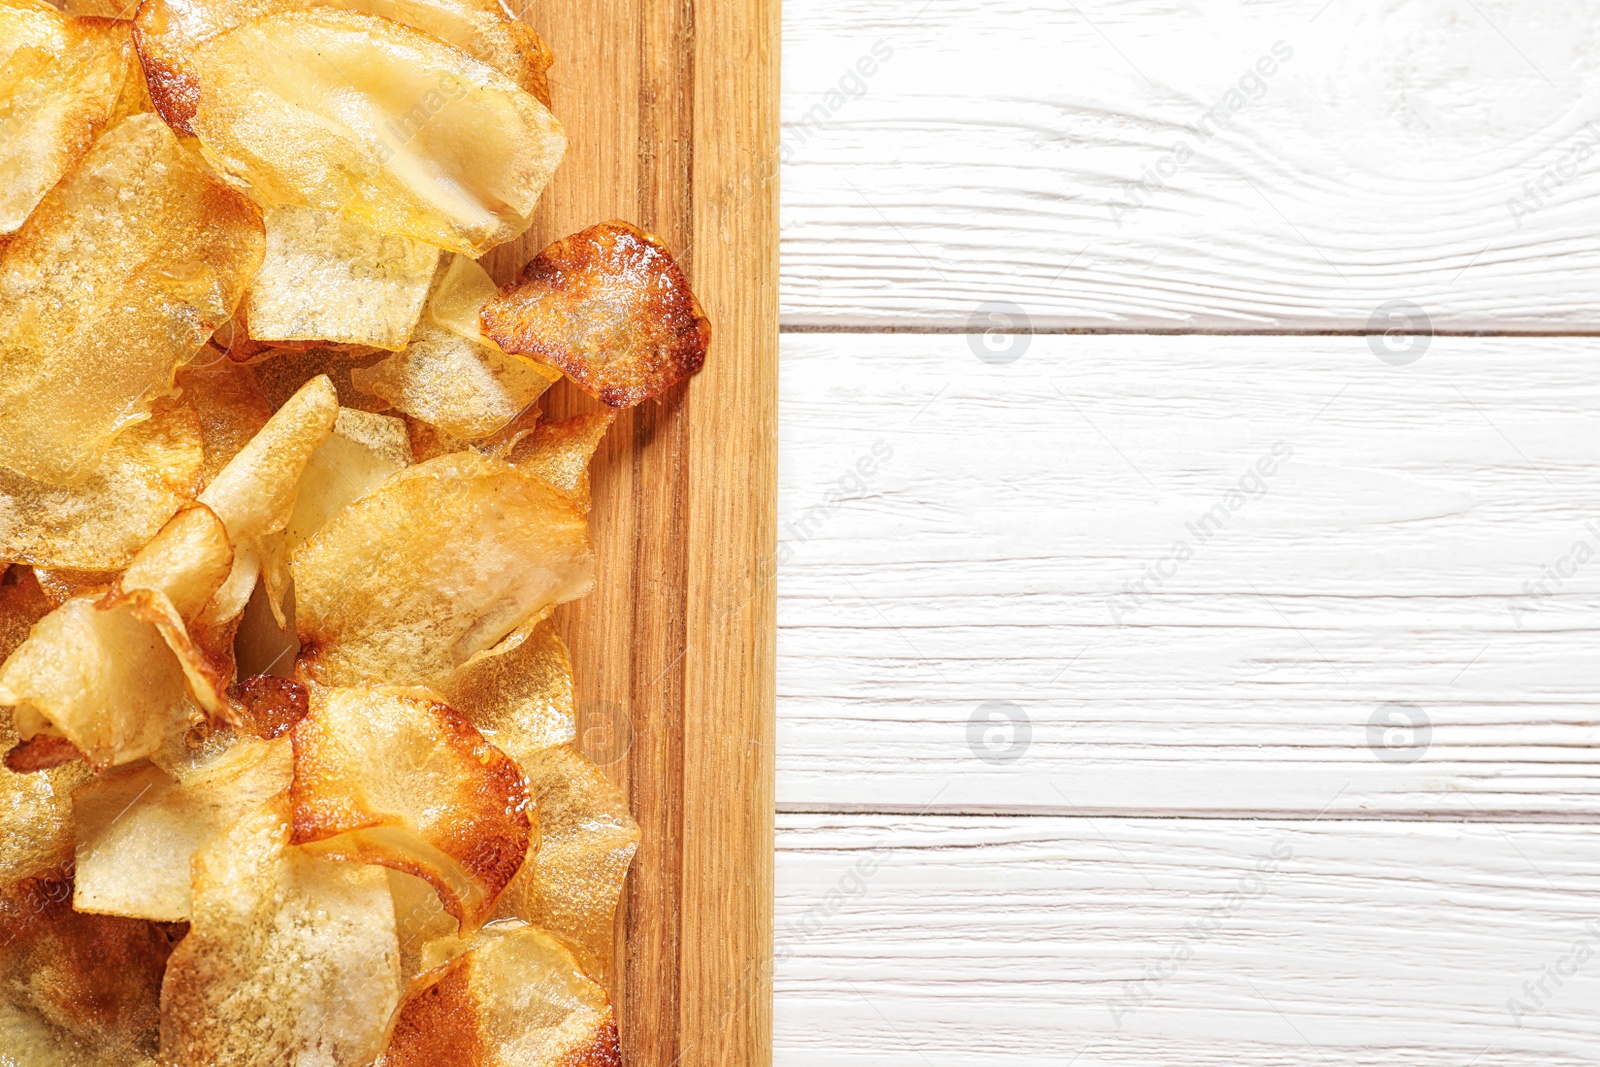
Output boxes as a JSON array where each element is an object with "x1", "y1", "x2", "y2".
[{"x1": 483, "y1": 2, "x2": 777, "y2": 1065}]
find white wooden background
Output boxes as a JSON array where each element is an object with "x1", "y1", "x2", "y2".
[{"x1": 775, "y1": 1, "x2": 1600, "y2": 1063}]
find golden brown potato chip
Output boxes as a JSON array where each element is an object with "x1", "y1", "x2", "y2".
[
  {"x1": 73, "y1": 734, "x2": 290, "y2": 921},
  {"x1": 246, "y1": 205, "x2": 441, "y2": 350},
  {"x1": 160, "y1": 794, "x2": 401, "y2": 1067},
  {"x1": 434, "y1": 616, "x2": 574, "y2": 765},
  {"x1": 482, "y1": 221, "x2": 710, "y2": 407},
  {"x1": 0, "y1": 112, "x2": 263, "y2": 485},
  {"x1": 387, "y1": 867, "x2": 459, "y2": 987},
  {"x1": 175, "y1": 357, "x2": 273, "y2": 485},
  {"x1": 292, "y1": 451, "x2": 594, "y2": 687},
  {"x1": 0, "y1": 5, "x2": 142, "y2": 233},
  {"x1": 0, "y1": 400, "x2": 204, "y2": 570},
  {"x1": 195, "y1": 373, "x2": 338, "y2": 624},
  {"x1": 491, "y1": 744, "x2": 636, "y2": 980},
  {"x1": 381, "y1": 922, "x2": 620, "y2": 1067},
  {"x1": 0, "y1": 566, "x2": 51, "y2": 661},
  {"x1": 0, "y1": 595, "x2": 198, "y2": 769},
  {"x1": 352, "y1": 321, "x2": 557, "y2": 441},
  {"x1": 248, "y1": 344, "x2": 391, "y2": 411},
  {"x1": 169, "y1": 9, "x2": 565, "y2": 254},
  {"x1": 290, "y1": 686, "x2": 532, "y2": 929},
  {"x1": 504, "y1": 409, "x2": 613, "y2": 513},
  {"x1": 0, "y1": 875, "x2": 177, "y2": 1064},
  {"x1": 134, "y1": 0, "x2": 554, "y2": 132},
  {"x1": 229, "y1": 672, "x2": 308, "y2": 738},
  {"x1": 30, "y1": 566, "x2": 116, "y2": 607}
]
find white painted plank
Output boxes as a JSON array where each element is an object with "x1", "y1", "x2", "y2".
[
  {"x1": 780, "y1": 0, "x2": 1600, "y2": 329},
  {"x1": 775, "y1": 332, "x2": 1600, "y2": 816},
  {"x1": 773, "y1": 815, "x2": 1600, "y2": 1065}
]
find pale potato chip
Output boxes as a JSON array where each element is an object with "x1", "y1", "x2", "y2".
[
  {"x1": 117, "y1": 504, "x2": 233, "y2": 620},
  {"x1": 434, "y1": 616, "x2": 575, "y2": 764},
  {"x1": 290, "y1": 685, "x2": 533, "y2": 929},
  {"x1": 260, "y1": 405, "x2": 412, "y2": 623},
  {"x1": 159, "y1": 794, "x2": 400, "y2": 1067},
  {"x1": 175, "y1": 357, "x2": 273, "y2": 484},
  {"x1": 504, "y1": 409, "x2": 613, "y2": 513},
  {"x1": 491, "y1": 744, "x2": 636, "y2": 980},
  {"x1": 246, "y1": 205, "x2": 441, "y2": 350},
  {"x1": 0, "y1": 875, "x2": 176, "y2": 1064},
  {"x1": 293, "y1": 451, "x2": 594, "y2": 687},
  {"x1": 0, "y1": 595, "x2": 197, "y2": 769},
  {"x1": 387, "y1": 868, "x2": 459, "y2": 987},
  {"x1": 381, "y1": 922, "x2": 620, "y2": 1067},
  {"x1": 0, "y1": 112, "x2": 263, "y2": 485},
  {"x1": 351, "y1": 321, "x2": 557, "y2": 440},
  {"x1": 0, "y1": 4, "x2": 142, "y2": 233},
  {"x1": 171, "y1": 9, "x2": 565, "y2": 254},
  {"x1": 0, "y1": 401, "x2": 204, "y2": 570},
  {"x1": 73, "y1": 734, "x2": 290, "y2": 920},
  {"x1": 483, "y1": 221, "x2": 710, "y2": 407},
  {"x1": 135, "y1": 0, "x2": 554, "y2": 131},
  {"x1": 427, "y1": 251, "x2": 505, "y2": 346}
]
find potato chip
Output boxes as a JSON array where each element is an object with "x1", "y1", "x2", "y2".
[
  {"x1": 246, "y1": 205, "x2": 441, "y2": 350},
  {"x1": 426, "y1": 251, "x2": 503, "y2": 346},
  {"x1": 0, "y1": 112, "x2": 264, "y2": 485},
  {"x1": 134, "y1": 0, "x2": 554, "y2": 132},
  {"x1": 482, "y1": 221, "x2": 710, "y2": 407},
  {"x1": 387, "y1": 867, "x2": 458, "y2": 987},
  {"x1": 167, "y1": 9, "x2": 565, "y2": 254},
  {"x1": 504, "y1": 409, "x2": 613, "y2": 513},
  {"x1": 381, "y1": 922, "x2": 619, "y2": 1067},
  {"x1": 0, "y1": 595, "x2": 198, "y2": 769},
  {"x1": 0, "y1": 400, "x2": 204, "y2": 570},
  {"x1": 258, "y1": 405, "x2": 411, "y2": 623},
  {"x1": 290, "y1": 685, "x2": 532, "y2": 929},
  {"x1": 0, "y1": 5, "x2": 141, "y2": 233},
  {"x1": 31, "y1": 567, "x2": 116, "y2": 606},
  {"x1": 175, "y1": 357, "x2": 273, "y2": 484},
  {"x1": 434, "y1": 616, "x2": 574, "y2": 764},
  {"x1": 352, "y1": 321, "x2": 557, "y2": 440},
  {"x1": 73, "y1": 734, "x2": 291, "y2": 921},
  {"x1": 118, "y1": 504, "x2": 234, "y2": 620},
  {"x1": 248, "y1": 344, "x2": 391, "y2": 411},
  {"x1": 0, "y1": 875, "x2": 176, "y2": 1064},
  {"x1": 293, "y1": 451, "x2": 594, "y2": 687},
  {"x1": 491, "y1": 744, "x2": 636, "y2": 979},
  {"x1": 229, "y1": 672, "x2": 308, "y2": 738},
  {"x1": 159, "y1": 795, "x2": 401, "y2": 1067}
]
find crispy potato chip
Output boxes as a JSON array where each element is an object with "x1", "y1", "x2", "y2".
[
  {"x1": 118, "y1": 504, "x2": 233, "y2": 619},
  {"x1": 0, "y1": 577, "x2": 87, "y2": 890},
  {"x1": 0, "y1": 595, "x2": 197, "y2": 769},
  {"x1": 247, "y1": 344, "x2": 389, "y2": 407},
  {"x1": 434, "y1": 617, "x2": 574, "y2": 764},
  {"x1": 0, "y1": 400, "x2": 203, "y2": 570},
  {"x1": 175, "y1": 357, "x2": 273, "y2": 484},
  {"x1": 491, "y1": 744, "x2": 636, "y2": 979},
  {"x1": 0, "y1": 113, "x2": 263, "y2": 485},
  {"x1": 381, "y1": 922, "x2": 620, "y2": 1067},
  {"x1": 352, "y1": 321, "x2": 557, "y2": 440},
  {"x1": 386, "y1": 868, "x2": 458, "y2": 987},
  {"x1": 170, "y1": 9, "x2": 565, "y2": 254},
  {"x1": 483, "y1": 221, "x2": 710, "y2": 407},
  {"x1": 134, "y1": 0, "x2": 554, "y2": 132},
  {"x1": 0, "y1": 5, "x2": 141, "y2": 233},
  {"x1": 504, "y1": 409, "x2": 613, "y2": 513},
  {"x1": 160, "y1": 794, "x2": 400, "y2": 1067},
  {"x1": 195, "y1": 373, "x2": 338, "y2": 624},
  {"x1": 246, "y1": 205, "x2": 441, "y2": 350},
  {"x1": 73, "y1": 735, "x2": 290, "y2": 920},
  {"x1": 290, "y1": 686, "x2": 532, "y2": 929},
  {"x1": 229, "y1": 672, "x2": 308, "y2": 738},
  {"x1": 293, "y1": 451, "x2": 594, "y2": 687},
  {"x1": 259, "y1": 405, "x2": 411, "y2": 623},
  {"x1": 31, "y1": 566, "x2": 116, "y2": 606},
  {"x1": 427, "y1": 251, "x2": 503, "y2": 347},
  {"x1": 0, "y1": 876, "x2": 176, "y2": 1064}
]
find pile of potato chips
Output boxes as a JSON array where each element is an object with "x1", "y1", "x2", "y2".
[{"x1": 0, "y1": 0, "x2": 710, "y2": 1060}]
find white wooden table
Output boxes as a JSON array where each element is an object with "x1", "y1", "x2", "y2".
[{"x1": 774, "y1": 2, "x2": 1600, "y2": 1063}]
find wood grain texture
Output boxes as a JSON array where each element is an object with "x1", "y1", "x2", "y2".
[
  {"x1": 776, "y1": 332, "x2": 1600, "y2": 817},
  {"x1": 780, "y1": 0, "x2": 1600, "y2": 329},
  {"x1": 774, "y1": 814, "x2": 1600, "y2": 1065},
  {"x1": 486, "y1": 1, "x2": 777, "y2": 1063}
]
